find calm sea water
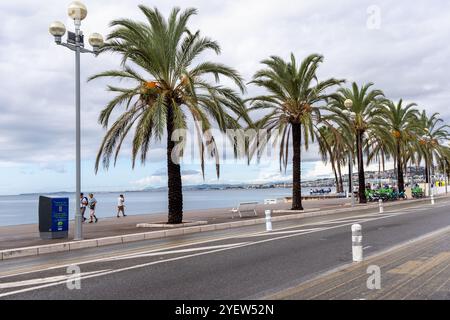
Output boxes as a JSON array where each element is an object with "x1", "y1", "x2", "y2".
[{"x1": 0, "y1": 187, "x2": 333, "y2": 226}]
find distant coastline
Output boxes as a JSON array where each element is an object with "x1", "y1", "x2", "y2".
[{"x1": 11, "y1": 166, "x2": 428, "y2": 197}]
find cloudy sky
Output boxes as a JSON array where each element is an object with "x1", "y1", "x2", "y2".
[{"x1": 1, "y1": 0, "x2": 449, "y2": 195}]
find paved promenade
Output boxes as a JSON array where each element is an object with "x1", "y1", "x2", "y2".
[
  {"x1": 266, "y1": 225, "x2": 450, "y2": 300},
  {"x1": 0, "y1": 197, "x2": 350, "y2": 250}
]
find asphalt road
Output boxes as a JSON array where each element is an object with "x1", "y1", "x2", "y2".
[
  {"x1": 1, "y1": 198, "x2": 450, "y2": 300},
  {"x1": 267, "y1": 226, "x2": 450, "y2": 300}
]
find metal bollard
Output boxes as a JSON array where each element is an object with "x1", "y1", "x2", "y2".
[
  {"x1": 352, "y1": 224, "x2": 363, "y2": 262},
  {"x1": 265, "y1": 210, "x2": 273, "y2": 232},
  {"x1": 379, "y1": 199, "x2": 384, "y2": 213},
  {"x1": 431, "y1": 194, "x2": 435, "y2": 205}
]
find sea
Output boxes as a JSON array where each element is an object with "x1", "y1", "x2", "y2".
[{"x1": 0, "y1": 187, "x2": 335, "y2": 227}]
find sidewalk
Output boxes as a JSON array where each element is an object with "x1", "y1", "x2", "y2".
[
  {"x1": 0, "y1": 197, "x2": 351, "y2": 250},
  {"x1": 266, "y1": 226, "x2": 450, "y2": 300}
]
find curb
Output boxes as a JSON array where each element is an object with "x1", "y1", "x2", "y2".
[
  {"x1": 0, "y1": 195, "x2": 446, "y2": 261},
  {"x1": 136, "y1": 220, "x2": 208, "y2": 228}
]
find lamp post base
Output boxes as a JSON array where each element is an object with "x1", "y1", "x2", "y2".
[{"x1": 73, "y1": 214, "x2": 83, "y2": 241}]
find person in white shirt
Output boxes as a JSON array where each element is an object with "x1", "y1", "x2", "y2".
[
  {"x1": 117, "y1": 194, "x2": 126, "y2": 217},
  {"x1": 88, "y1": 193, "x2": 98, "y2": 223}
]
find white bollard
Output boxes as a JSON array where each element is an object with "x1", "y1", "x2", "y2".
[
  {"x1": 431, "y1": 194, "x2": 435, "y2": 205},
  {"x1": 265, "y1": 210, "x2": 273, "y2": 232},
  {"x1": 379, "y1": 199, "x2": 384, "y2": 213},
  {"x1": 352, "y1": 224, "x2": 363, "y2": 262}
]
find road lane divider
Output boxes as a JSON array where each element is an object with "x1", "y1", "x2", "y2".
[
  {"x1": 265, "y1": 210, "x2": 273, "y2": 232},
  {"x1": 352, "y1": 224, "x2": 363, "y2": 262}
]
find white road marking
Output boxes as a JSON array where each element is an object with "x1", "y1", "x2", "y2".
[
  {"x1": 105, "y1": 242, "x2": 250, "y2": 261},
  {"x1": 240, "y1": 228, "x2": 328, "y2": 237},
  {"x1": 0, "y1": 270, "x2": 110, "y2": 289}
]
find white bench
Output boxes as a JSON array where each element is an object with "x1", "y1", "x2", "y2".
[
  {"x1": 231, "y1": 201, "x2": 259, "y2": 218},
  {"x1": 264, "y1": 199, "x2": 277, "y2": 204}
]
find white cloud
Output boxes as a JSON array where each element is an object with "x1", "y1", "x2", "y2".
[
  {"x1": 303, "y1": 162, "x2": 334, "y2": 180},
  {"x1": 39, "y1": 162, "x2": 67, "y2": 174},
  {"x1": 131, "y1": 168, "x2": 207, "y2": 187},
  {"x1": 131, "y1": 175, "x2": 166, "y2": 188}
]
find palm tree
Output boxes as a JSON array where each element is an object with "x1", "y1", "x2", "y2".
[
  {"x1": 317, "y1": 125, "x2": 348, "y2": 193},
  {"x1": 89, "y1": 6, "x2": 247, "y2": 224},
  {"x1": 437, "y1": 147, "x2": 450, "y2": 185},
  {"x1": 248, "y1": 53, "x2": 344, "y2": 210},
  {"x1": 328, "y1": 83, "x2": 385, "y2": 203},
  {"x1": 375, "y1": 99, "x2": 419, "y2": 193},
  {"x1": 317, "y1": 126, "x2": 340, "y2": 192},
  {"x1": 366, "y1": 131, "x2": 391, "y2": 187},
  {"x1": 417, "y1": 111, "x2": 450, "y2": 186}
]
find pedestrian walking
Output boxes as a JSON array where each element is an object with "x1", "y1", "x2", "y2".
[
  {"x1": 80, "y1": 193, "x2": 88, "y2": 222},
  {"x1": 117, "y1": 194, "x2": 127, "y2": 217},
  {"x1": 88, "y1": 193, "x2": 98, "y2": 223}
]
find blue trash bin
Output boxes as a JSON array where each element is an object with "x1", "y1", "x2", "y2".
[{"x1": 39, "y1": 196, "x2": 69, "y2": 239}]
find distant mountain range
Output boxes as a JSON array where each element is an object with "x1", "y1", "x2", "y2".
[
  {"x1": 15, "y1": 167, "x2": 431, "y2": 195},
  {"x1": 143, "y1": 166, "x2": 431, "y2": 191}
]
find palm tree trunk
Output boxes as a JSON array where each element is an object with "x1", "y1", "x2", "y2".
[
  {"x1": 425, "y1": 159, "x2": 430, "y2": 183},
  {"x1": 445, "y1": 160, "x2": 450, "y2": 180},
  {"x1": 331, "y1": 158, "x2": 339, "y2": 193},
  {"x1": 356, "y1": 130, "x2": 367, "y2": 203},
  {"x1": 337, "y1": 162, "x2": 344, "y2": 194},
  {"x1": 378, "y1": 158, "x2": 381, "y2": 187},
  {"x1": 396, "y1": 141, "x2": 405, "y2": 192},
  {"x1": 292, "y1": 123, "x2": 303, "y2": 210},
  {"x1": 430, "y1": 160, "x2": 434, "y2": 186},
  {"x1": 167, "y1": 105, "x2": 183, "y2": 224}
]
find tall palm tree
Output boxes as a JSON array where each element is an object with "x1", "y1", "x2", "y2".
[
  {"x1": 317, "y1": 125, "x2": 348, "y2": 193},
  {"x1": 335, "y1": 126, "x2": 354, "y2": 194},
  {"x1": 366, "y1": 131, "x2": 391, "y2": 186},
  {"x1": 417, "y1": 111, "x2": 450, "y2": 185},
  {"x1": 328, "y1": 83, "x2": 384, "y2": 203},
  {"x1": 437, "y1": 147, "x2": 450, "y2": 184},
  {"x1": 375, "y1": 99, "x2": 419, "y2": 192},
  {"x1": 248, "y1": 53, "x2": 344, "y2": 210},
  {"x1": 89, "y1": 6, "x2": 247, "y2": 224},
  {"x1": 317, "y1": 126, "x2": 340, "y2": 192}
]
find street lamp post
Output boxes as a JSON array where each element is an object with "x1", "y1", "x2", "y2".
[
  {"x1": 344, "y1": 99, "x2": 356, "y2": 207},
  {"x1": 49, "y1": 1, "x2": 103, "y2": 241}
]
